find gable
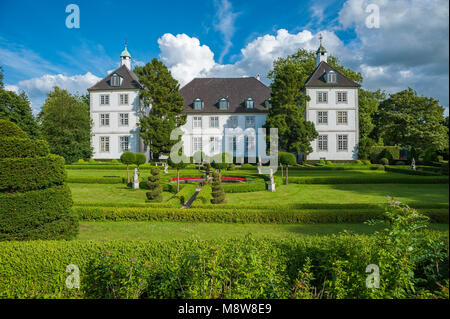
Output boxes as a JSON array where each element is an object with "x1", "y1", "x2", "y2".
[
  {"x1": 88, "y1": 65, "x2": 143, "y2": 91},
  {"x1": 304, "y1": 62, "x2": 360, "y2": 88}
]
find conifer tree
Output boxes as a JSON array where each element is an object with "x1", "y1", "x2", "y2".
[
  {"x1": 146, "y1": 167, "x2": 162, "y2": 202},
  {"x1": 211, "y1": 171, "x2": 225, "y2": 204}
]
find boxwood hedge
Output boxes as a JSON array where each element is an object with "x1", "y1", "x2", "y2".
[{"x1": 0, "y1": 137, "x2": 50, "y2": 158}]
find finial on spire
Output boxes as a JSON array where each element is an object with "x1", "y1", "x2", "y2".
[
  {"x1": 124, "y1": 38, "x2": 128, "y2": 49},
  {"x1": 319, "y1": 33, "x2": 323, "y2": 46}
]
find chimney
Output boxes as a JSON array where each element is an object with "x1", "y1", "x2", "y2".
[{"x1": 256, "y1": 74, "x2": 261, "y2": 81}]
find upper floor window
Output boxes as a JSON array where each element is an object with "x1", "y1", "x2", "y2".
[
  {"x1": 119, "y1": 94, "x2": 129, "y2": 105},
  {"x1": 245, "y1": 116, "x2": 256, "y2": 129},
  {"x1": 100, "y1": 136, "x2": 110, "y2": 152},
  {"x1": 317, "y1": 111, "x2": 328, "y2": 124},
  {"x1": 326, "y1": 71, "x2": 337, "y2": 84},
  {"x1": 317, "y1": 91, "x2": 328, "y2": 103},
  {"x1": 219, "y1": 98, "x2": 229, "y2": 110},
  {"x1": 100, "y1": 113, "x2": 110, "y2": 126},
  {"x1": 193, "y1": 98, "x2": 203, "y2": 110},
  {"x1": 193, "y1": 116, "x2": 202, "y2": 128},
  {"x1": 110, "y1": 74, "x2": 121, "y2": 87},
  {"x1": 229, "y1": 116, "x2": 238, "y2": 128},
  {"x1": 100, "y1": 94, "x2": 110, "y2": 105},
  {"x1": 336, "y1": 91, "x2": 348, "y2": 103},
  {"x1": 245, "y1": 98, "x2": 254, "y2": 109},
  {"x1": 337, "y1": 111, "x2": 348, "y2": 125},
  {"x1": 337, "y1": 135, "x2": 348, "y2": 151},
  {"x1": 119, "y1": 113, "x2": 129, "y2": 126},
  {"x1": 210, "y1": 116, "x2": 219, "y2": 128}
]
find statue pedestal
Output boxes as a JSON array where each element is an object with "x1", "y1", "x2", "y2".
[
  {"x1": 132, "y1": 182, "x2": 140, "y2": 190},
  {"x1": 267, "y1": 182, "x2": 276, "y2": 192}
]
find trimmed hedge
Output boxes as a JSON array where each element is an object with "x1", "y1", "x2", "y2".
[
  {"x1": 0, "y1": 154, "x2": 66, "y2": 192},
  {"x1": 286, "y1": 165, "x2": 384, "y2": 171},
  {"x1": 192, "y1": 185, "x2": 212, "y2": 205},
  {"x1": 65, "y1": 164, "x2": 153, "y2": 170},
  {"x1": 288, "y1": 175, "x2": 449, "y2": 184},
  {"x1": 0, "y1": 119, "x2": 27, "y2": 138},
  {"x1": 0, "y1": 234, "x2": 447, "y2": 298},
  {"x1": 73, "y1": 206, "x2": 449, "y2": 224},
  {"x1": 173, "y1": 183, "x2": 197, "y2": 205},
  {"x1": 385, "y1": 166, "x2": 442, "y2": 176},
  {"x1": 223, "y1": 181, "x2": 266, "y2": 193},
  {"x1": 0, "y1": 185, "x2": 78, "y2": 240},
  {"x1": 67, "y1": 176, "x2": 123, "y2": 184},
  {"x1": 0, "y1": 138, "x2": 49, "y2": 158}
]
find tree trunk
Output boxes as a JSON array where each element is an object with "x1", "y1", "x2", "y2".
[
  {"x1": 285, "y1": 165, "x2": 289, "y2": 185},
  {"x1": 126, "y1": 164, "x2": 130, "y2": 184},
  {"x1": 280, "y1": 164, "x2": 284, "y2": 178},
  {"x1": 177, "y1": 168, "x2": 180, "y2": 193}
]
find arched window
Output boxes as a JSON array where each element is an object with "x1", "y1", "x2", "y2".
[
  {"x1": 327, "y1": 71, "x2": 337, "y2": 84},
  {"x1": 219, "y1": 97, "x2": 228, "y2": 110},
  {"x1": 245, "y1": 98, "x2": 254, "y2": 109},
  {"x1": 193, "y1": 98, "x2": 203, "y2": 110},
  {"x1": 110, "y1": 74, "x2": 121, "y2": 86}
]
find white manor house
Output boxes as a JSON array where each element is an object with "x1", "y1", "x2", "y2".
[{"x1": 88, "y1": 41, "x2": 360, "y2": 161}]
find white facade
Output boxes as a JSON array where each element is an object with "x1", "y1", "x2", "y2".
[
  {"x1": 305, "y1": 87, "x2": 359, "y2": 160},
  {"x1": 90, "y1": 89, "x2": 142, "y2": 159},
  {"x1": 181, "y1": 113, "x2": 268, "y2": 158}
]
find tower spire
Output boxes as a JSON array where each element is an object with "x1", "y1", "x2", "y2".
[
  {"x1": 120, "y1": 40, "x2": 131, "y2": 69},
  {"x1": 316, "y1": 33, "x2": 327, "y2": 66}
]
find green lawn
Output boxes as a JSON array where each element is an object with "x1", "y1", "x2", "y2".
[
  {"x1": 224, "y1": 184, "x2": 449, "y2": 206},
  {"x1": 69, "y1": 183, "x2": 173, "y2": 204},
  {"x1": 77, "y1": 221, "x2": 449, "y2": 241}
]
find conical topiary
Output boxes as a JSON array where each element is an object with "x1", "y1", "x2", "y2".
[
  {"x1": 146, "y1": 167, "x2": 163, "y2": 202},
  {"x1": 0, "y1": 119, "x2": 78, "y2": 240},
  {"x1": 211, "y1": 171, "x2": 225, "y2": 204}
]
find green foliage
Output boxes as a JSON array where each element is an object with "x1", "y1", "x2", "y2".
[
  {"x1": 376, "y1": 88, "x2": 449, "y2": 157},
  {"x1": 134, "y1": 59, "x2": 186, "y2": 159},
  {"x1": 211, "y1": 152, "x2": 232, "y2": 171},
  {"x1": 173, "y1": 183, "x2": 197, "y2": 205},
  {"x1": 0, "y1": 155, "x2": 66, "y2": 192},
  {"x1": 38, "y1": 87, "x2": 92, "y2": 164},
  {"x1": 222, "y1": 181, "x2": 266, "y2": 193},
  {"x1": 358, "y1": 89, "x2": 385, "y2": 140},
  {"x1": 134, "y1": 152, "x2": 147, "y2": 167},
  {"x1": 67, "y1": 176, "x2": 123, "y2": 184},
  {"x1": 369, "y1": 146, "x2": 400, "y2": 162},
  {"x1": 146, "y1": 168, "x2": 162, "y2": 202},
  {"x1": 279, "y1": 152, "x2": 297, "y2": 166},
  {"x1": 193, "y1": 151, "x2": 206, "y2": 165},
  {"x1": 0, "y1": 90, "x2": 41, "y2": 138},
  {"x1": 89, "y1": 158, "x2": 96, "y2": 163},
  {"x1": 0, "y1": 66, "x2": 3, "y2": 88},
  {"x1": 211, "y1": 171, "x2": 225, "y2": 204},
  {"x1": 288, "y1": 174, "x2": 448, "y2": 184},
  {"x1": 77, "y1": 159, "x2": 85, "y2": 163},
  {"x1": 120, "y1": 152, "x2": 136, "y2": 165},
  {"x1": 358, "y1": 137, "x2": 376, "y2": 160},
  {"x1": 380, "y1": 157, "x2": 389, "y2": 165},
  {"x1": 0, "y1": 137, "x2": 49, "y2": 158},
  {"x1": 0, "y1": 119, "x2": 27, "y2": 138},
  {"x1": 192, "y1": 185, "x2": 212, "y2": 205}
]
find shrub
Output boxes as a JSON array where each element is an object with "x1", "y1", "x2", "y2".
[
  {"x1": 211, "y1": 152, "x2": 232, "y2": 171},
  {"x1": 288, "y1": 174, "x2": 448, "y2": 184},
  {"x1": 120, "y1": 152, "x2": 136, "y2": 184},
  {"x1": 88, "y1": 158, "x2": 96, "y2": 163},
  {"x1": 395, "y1": 161, "x2": 405, "y2": 165},
  {"x1": 111, "y1": 159, "x2": 119, "y2": 164},
  {"x1": 369, "y1": 146, "x2": 400, "y2": 162},
  {"x1": 326, "y1": 160, "x2": 333, "y2": 165},
  {"x1": 146, "y1": 168, "x2": 162, "y2": 202},
  {"x1": 173, "y1": 183, "x2": 197, "y2": 205},
  {"x1": 77, "y1": 159, "x2": 85, "y2": 163},
  {"x1": 193, "y1": 185, "x2": 212, "y2": 205},
  {"x1": 211, "y1": 171, "x2": 225, "y2": 204},
  {"x1": 356, "y1": 160, "x2": 363, "y2": 165},
  {"x1": 440, "y1": 163, "x2": 448, "y2": 176},
  {"x1": 0, "y1": 137, "x2": 49, "y2": 158},
  {"x1": 228, "y1": 163, "x2": 236, "y2": 171},
  {"x1": 240, "y1": 163, "x2": 255, "y2": 170},
  {"x1": 67, "y1": 176, "x2": 122, "y2": 184},
  {"x1": 380, "y1": 158, "x2": 389, "y2": 165},
  {"x1": 363, "y1": 160, "x2": 371, "y2": 165},
  {"x1": 135, "y1": 152, "x2": 147, "y2": 168},
  {"x1": 222, "y1": 181, "x2": 266, "y2": 193},
  {"x1": 0, "y1": 119, "x2": 27, "y2": 138}
]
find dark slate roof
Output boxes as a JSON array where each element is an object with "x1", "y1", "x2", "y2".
[
  {"x1": 88, "y1": 65, "x2": 143, "y2": 91},
  {"x1": 180, "y1": 77, "x2": 271, "y2": 113},
  {"x1": 304, "y1": 61, "x2": 360, "y2": 88}
]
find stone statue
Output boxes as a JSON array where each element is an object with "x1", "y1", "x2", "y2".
[
  {"x1": 411, "y1": 158, "x2": 416, "y2": 171},
  {"x1": 163, "y1": 162, "x2": 169, "y2": 174},
  {"x1": 132, "y1": 168, "x2": 140, "y2": 190}
]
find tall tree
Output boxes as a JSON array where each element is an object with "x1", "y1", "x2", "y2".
[
  {"x1": 0, "y1": 66, "x2": 4, "y2": 88},
  {"x1": 376, "y1": 88, "x2": 448, "y2": 157},
  {"x1": 264, "y1": 49, "x2": 362, "y2": 159},
  {"x1": 0, "y1": 89, "x2": 41, "y2": 138},
  {"x1": 38, "y1": 87, "x2": 92, "y2": 164},
  {"x1": 134, "y1": 59, "x2": 186, "y2": 159}
]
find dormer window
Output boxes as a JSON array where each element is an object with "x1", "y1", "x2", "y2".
[
  {"x1": 193, "y1": 98, "x2": 203, "y2": 110},
  {"x1": 245, "y1": 98, "x2": 254, "y2": 109},
  {"x1": 219, "y1": 97, "x2": 229, "y2": 110},
  {"x1": 111, "y1": 74, "x2": 121, "y2": 87},
  {"x1": 264, "y1": 99, "x2": 271, "y2": 109},
  {"x1": 326, "y1": 71, "x2": 337, "y2": 84}
]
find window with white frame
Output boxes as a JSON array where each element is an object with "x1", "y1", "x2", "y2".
[
  {"x1": 245, "y1": 98, "x2": 254, "y2": 109},
  {"x1": 337, "y1": 135, "x2": 348, "y2": 151},
  {"x1": 318, "y1": 135, "x2": 328, "y2": 151},
  {"x1": 327, "y1": 71, "x2": 337, "y2": 83},
  {"x1": 245, "y1": 135, "x2": 256, "y2": 154},
  {"x1": 219, "y1": 98, "x2": 229, "y2": 110},
  {"x1": 317, "y1": 91, "x2": 328, "y2": 103},
  {"x1": 100, "y1": 94, "x2": 110, "y2": 105},
  {"x1": 336, "y1": 91, "x2": 347, "y2": 103},
  {"x1": 245, "y1": 116, "x2": 255, "y2": 129},
  {"x1": 193, "y1": 98, "x2": 203, "y2": 110},
  {"x1": 227, "y1": 136, "x2": 237, "y2": 154},
  {"x1": 193, "y1": 116, "x2": 202, "y2": 128},
  {"x1": 119, "y1": 113, "x2": 129, "y2": 126},
  {"x1": 120, "y1": 136, "x2": 130, "y2": 152},
  {"x1": 119, "y1": 94, "x2": 129, "y2": 105},
  {"x1": 100, "y1": 136, "x2": 110, "y2": 152},
  {"x1": 317, "y1": 111, "x2": 328, "y2": 124},
  {"x1": 209, "y1": 136, "x2": 220, "y2": 153},
  {"x1": 210, "y1": 116, "x2": 219, "y2": 128},
  {"x1": 110, "y1": 74, "x2": 120, "y2": 86},
  {"x1": 229, "y1": 116, "x2": 238, "y2": 128},
  {"x1": 337, "y1": 111, "x2": 348, "y2": 124},
  {"x1": 193, "y1": 136, "x2": 202, "y2": 152},
  {"x1": 100, "y1": 113, "x2": 110, "y2": 126}
]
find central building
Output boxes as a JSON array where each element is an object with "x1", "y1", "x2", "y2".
[{"x1": 179, "y1": 77, "x2": 271, "y2": 159}]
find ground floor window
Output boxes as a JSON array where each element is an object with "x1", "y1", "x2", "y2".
[
  {"x1": 209, "y1": 136, "x2": 220, "y2": 153},
  {"x1": 100, "y1": 136, "x2": 110, "y2": 152},
  {"x1": 193, "y1": 136, "x2": 202, "y2": 152},
  {"x1": 318, "y1": 135, "x2": 328, "y2": 151},
  {"x1": 244, "y1": 135, "x2": 256, "y2": 155},
  {"x1": 120, "y1": 136, "x2": 130, "y2": 152},
  {"x1": 337, "y1": 135, "x2": 348, "y2": 151}
]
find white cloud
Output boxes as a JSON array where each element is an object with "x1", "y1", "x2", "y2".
[{"x1": 213, "y1": 0, "x2": 239, "y2": 63}]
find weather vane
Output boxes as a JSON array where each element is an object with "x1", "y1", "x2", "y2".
[{"x1": 319, "y1": 33, "x2": 323, "y2": 46}]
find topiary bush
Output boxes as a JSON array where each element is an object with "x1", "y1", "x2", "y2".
[
  {"x1": 0, "y1": 120, "x2": 77, "y2": 240},
  {"x1": 380, "y1": 158, "x2": 389, "y2": 166},
  {"x1": 135, "y1": 152, "x2": 147, "y2": 170},
  {"x1": 211, "y1": 171, "x2": 225, "y2": 204},
  {"x1": 146, "y1": 168, "x2": 162, "y2": 202},
  {"x1": 0, "y1": 119, "x2": 27, "y2": 138}
]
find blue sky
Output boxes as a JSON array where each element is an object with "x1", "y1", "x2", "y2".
[{"x1": 0, "y1": 0, "x2": 448, "y2": 114}]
